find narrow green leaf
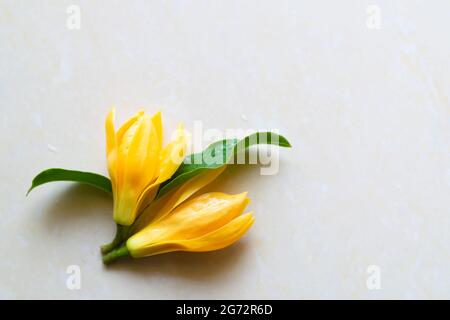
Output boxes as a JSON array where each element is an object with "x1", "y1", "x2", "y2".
[
  {"x1": 27, "y1": 168, "x2": 112, "y2": 195},
  {"x1": 157, "y1": 132, "x2": 291, "y2": 198},
  {"x1": 234, "y1": 131, "x2": 292, "y2": 150}
]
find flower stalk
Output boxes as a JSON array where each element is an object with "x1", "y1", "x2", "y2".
[
  {"x1": 102, "y1": 245, "x2": 130, "y2": 265},
  {"x1": 100, "y1": 224, "x2": 130, "y2": 254}
]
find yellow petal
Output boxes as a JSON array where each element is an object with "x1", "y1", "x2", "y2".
[
  {"x1": 124, "y1": 114, "x2": 159, "y2": 185},
  {"x1": 156, "y1": 123, "x2": 187, "y2": 184},
  {"x1": 129, "y1": 192, "x2": 250, "y2": 248},
  {"x1": 114, "y1": 188, "x2": 140, "y2": 226},
  {"x1": 105, "y1": 108, "x2": 116, "y2": 156},
  {"x1": 115, "y1": 116, "x2": 160, "y2": 226},
  {"x1": 116, "y1": 114, "x2": 143, "y2": 188},
  {"x1": 116, "y1": 110, "x2": 144, "y2": 145},
  {"x1": 172, "y1": 212, "x2": 255, "y2": 252},
  {"x1": 132, "y1": 166, "x2": 226, "y2": 233},
  {"x1": 151, "y1": 111, "x2": 163, "y2": 149},
  {"x1": 153, "y1": 166, "x2": 227, "y2": 224},
  {"x1": 132, "y1": 122, "x2": 188, "y2": 218},
  {"x1": 128, "y1": 213, "x2": 255, "y2": 257},
  {"x1": 105, "y1": 108, "x2": 117, "y2": 182}
]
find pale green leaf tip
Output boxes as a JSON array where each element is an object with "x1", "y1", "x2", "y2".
[
  {"x1": 279, "y1": 136, "x2": 292, "y2": 148},
  {"x1": 26, "y1": 185, "x2": 34, "y2": 196}
]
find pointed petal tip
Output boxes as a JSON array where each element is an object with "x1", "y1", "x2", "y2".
[
  {"x1": 176, "y1": 122, "x2": 185, "y2": 131},
  {"x1": 242, "y1": 212, "x2": 255, "y2": 224},
  {"x1": 135, "y1": 109, "x2": 145, "y2": 118},
  {"x1": 107, "y1": 108, "x2": 116, "y2": 120},
  {"x1": 236, "y1": 191, "x2": 249, "y2": 199}
]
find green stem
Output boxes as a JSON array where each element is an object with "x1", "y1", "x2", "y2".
[
  {"x1": 100, "y1": 224, "x2": 130, "y2": 254},
  {"x1": 102, "y1": 245, "x2": 130, "y2": 265}
]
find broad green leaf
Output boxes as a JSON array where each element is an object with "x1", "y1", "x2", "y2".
[
  {"x1": 156, "y1": 131, "x2": 291, "y2": 198},
  {"x1": 27, "y1": 168, "x2": 112, "y2": 195}
]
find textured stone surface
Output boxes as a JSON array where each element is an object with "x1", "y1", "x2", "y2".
[{"x1": 0, "y1": 0, "x2": 449, "y2": 299}]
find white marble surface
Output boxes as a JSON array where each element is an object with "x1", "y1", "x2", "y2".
[{"x1": 1, "y1": 0, "x2": 450, "y2": 299}]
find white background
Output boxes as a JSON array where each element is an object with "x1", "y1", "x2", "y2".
[{"x1": 1, "y1": 0, "x2": 449, "y2": 299}]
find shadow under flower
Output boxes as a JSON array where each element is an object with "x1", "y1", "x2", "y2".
[
  {"x1": 103, "y1": 241, "x2": 250, "y2": 282},
  {"x1": 40, "y1": 183, "x2": 112, "y2": 235}
]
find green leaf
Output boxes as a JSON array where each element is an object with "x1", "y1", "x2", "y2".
[
  {"x1": 156, "y1": 131, "x2": 291, "y2": 198},
  {"x1": 27, "y1": 168, "x2": 112, "y2": 195}
]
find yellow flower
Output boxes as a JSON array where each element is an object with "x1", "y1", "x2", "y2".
[
  {"x1": 126, "y1": 191, "x2": 255, "y2": 258},
  {"x1": 105, "y1": 108, "x2": 188, "y2": 226},
  {"x1": 122, "y1": 166, "x2": 254, "y2": 257},
  {"x1": 101, "y1": 165, "x2": 255, "y2": 263}
]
